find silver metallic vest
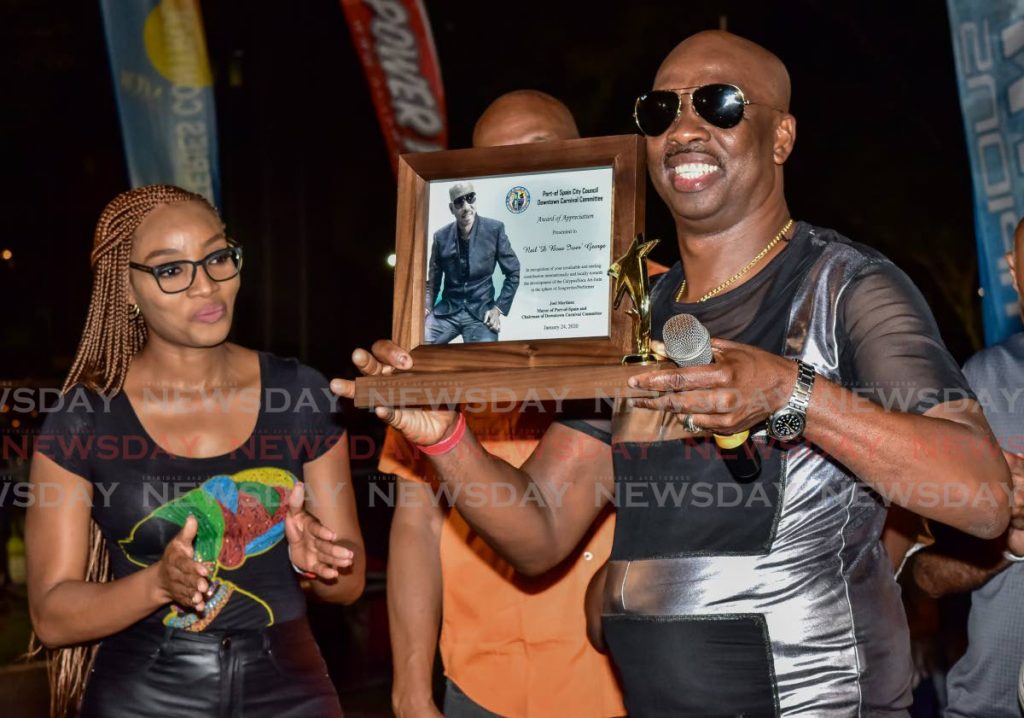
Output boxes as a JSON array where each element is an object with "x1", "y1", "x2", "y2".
[{"x1": 604, "y1": 232, "x2": 913, "y2": 717}]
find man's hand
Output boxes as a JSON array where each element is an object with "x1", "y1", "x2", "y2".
[
  {"x1": 1006, "y1": 451, "x2": 1024, "y2": 555},
  {"x1": 913, "y1": 452, "x2": 1024, "y2": 598},
  {"x1": 330, "y1": 340, "x2": 457, "y2": 446},
  {"x1": 626, "y1": 337, "x2": 796, "y2": 434},
  {"x1": 484, "y1": 307, "x2": 503, "y2": 332}
]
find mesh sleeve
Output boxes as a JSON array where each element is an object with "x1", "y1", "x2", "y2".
[{"x1": 840, "y1": 262, "x2": 974, "y2": 415}]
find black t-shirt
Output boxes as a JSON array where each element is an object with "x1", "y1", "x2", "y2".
[{"x1": 36, "y1": 352, "x2": 345, "y2": 632}]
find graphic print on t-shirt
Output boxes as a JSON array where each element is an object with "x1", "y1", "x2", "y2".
[{"x1": 118, "y1": 467, "x2": 296, "y2": 631}]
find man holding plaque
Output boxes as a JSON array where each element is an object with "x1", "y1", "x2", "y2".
[
  {"x1": 424, "y1": 182, "x2": 520, "y2": 344},
  {"x1": 337, "y1": 31, "x2": 1011, "y2": 716}
]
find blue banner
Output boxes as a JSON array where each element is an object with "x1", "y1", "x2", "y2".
[
  {"x1": 947, "y1": 0, "x2": 1024, "y2": 345},
  {"x1": 99, "y1": 0, "x2": 220, "y2": 206}
]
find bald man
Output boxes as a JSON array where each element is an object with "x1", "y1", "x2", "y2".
[
  {"x1": 473, "y1": 89, "x2": 579, "y2": 147},
  {"x1": 342, "y1": 32, "x2": 1009, "y2": 716},
  {"x1": 386, "y1": 91, "x2": 625, "y2": 718}
]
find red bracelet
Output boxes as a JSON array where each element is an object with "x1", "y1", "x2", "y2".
[
  {"x1": 417, "y1": 413, "x2": 467, "y2": 456},
  {"x1": 293, "y1": 564, "x2": 316, "y2": 580},
  {"x1": 288, "y1": 546, "x2": 316, "y2": 579}
]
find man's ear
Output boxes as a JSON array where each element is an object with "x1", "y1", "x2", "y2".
[
  {"x1": 773, "y1": 114, "x2": 797, "y2": 165},
  {"x1": 449, "y1": 203, "x2": 456, "y2": 217}
]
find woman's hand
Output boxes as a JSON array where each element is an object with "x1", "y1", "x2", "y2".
[
  {"x1": 284, "y1": 482, "x2": 354, "y2": 580},
  {"x1": 154, "y1": 515, "x2": 213, "y2": 613},
  {"x1": 330, "y1": 340, "x2": 458, "y2": 446}
]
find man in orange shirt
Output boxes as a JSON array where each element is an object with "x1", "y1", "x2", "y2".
[{"x1": 383, "y1": 90, "x2": 626, "y2": 718}]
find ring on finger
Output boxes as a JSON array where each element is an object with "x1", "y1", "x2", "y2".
[{"x1": 683, "y1": 414, "x2": 702, "y2": 434}]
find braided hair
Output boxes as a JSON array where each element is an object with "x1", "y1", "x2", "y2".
[
  {"x1": 36, "y1": 185, "x2": 218, "y2": 717},
  {"x1": 64, "y1": 184, "x2": 217, "y2": 394}
]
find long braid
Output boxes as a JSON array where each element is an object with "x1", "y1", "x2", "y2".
[{"x1": 34, "y1": 185, "x2": 217, "y2": 717}]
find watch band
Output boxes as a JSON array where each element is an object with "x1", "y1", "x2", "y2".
[
  {"x1": 766, "y1": 360, "x2": 816, "y2": 441},
  {"x1": 788, "y1": 360, "x2": 816, "y2": 414}
]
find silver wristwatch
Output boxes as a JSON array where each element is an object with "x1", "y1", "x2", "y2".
[{"x1": 766, "y1": 360, "x2": 816, "y2": 441}]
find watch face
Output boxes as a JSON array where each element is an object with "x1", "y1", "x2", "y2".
[{"x1": 770, "y1": 411, "x2": 806, "y2": 441}]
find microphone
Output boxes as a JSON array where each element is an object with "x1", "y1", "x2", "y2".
[{"x1": 662, "y1": 314, "x2": 762, "y2": 481}]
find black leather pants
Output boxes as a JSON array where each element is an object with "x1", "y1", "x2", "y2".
[{"x1": 79, "y1": 617, "x2": 342, "y2": 718}]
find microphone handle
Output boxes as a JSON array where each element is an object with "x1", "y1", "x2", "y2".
[
  {"x1": 662, "y1": 313, "x2": 761, "y2": 481},
  {"x1": 712, "y1": 430, "x2": 762, "y2": 482}
]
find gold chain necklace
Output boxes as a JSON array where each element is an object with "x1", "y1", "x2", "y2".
[{"x1": 675, "y1": 218, "x2": 794, "y2": 303}]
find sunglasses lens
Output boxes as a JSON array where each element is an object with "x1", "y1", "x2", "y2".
[
  {"x1": 634, "y1": 91, "x2": 681, "y2": 136},
  {"x1": 692, "y1": 84, "x2": 745, "y2": 129},
  {"x1": 455, "y1": 192, "x2": 476, "y2": 207}
]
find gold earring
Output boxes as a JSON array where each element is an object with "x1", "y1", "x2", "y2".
[{"x1": 128, "y1": 303, "x2": 141, "y2": 321}]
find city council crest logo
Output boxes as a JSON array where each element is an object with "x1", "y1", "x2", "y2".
[{"x1": 505, "y1": 186, "x2": 530, "y2": 214}]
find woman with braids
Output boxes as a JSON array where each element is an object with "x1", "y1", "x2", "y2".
[{"x1": 26, "y1": 185, "x2": 363, "y2": 717}]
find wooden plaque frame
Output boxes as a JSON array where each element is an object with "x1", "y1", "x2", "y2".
[{"x1": 355, "y1": 134, "x2": 660, "y2": 408}]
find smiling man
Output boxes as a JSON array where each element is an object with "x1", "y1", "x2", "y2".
[{"x1": 338, "y1": 31, "x2": 1011, "y2": 716}]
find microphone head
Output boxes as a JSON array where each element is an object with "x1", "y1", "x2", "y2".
[{"x1": 662, "y1": 314, "x2": 713, "y2": 367}]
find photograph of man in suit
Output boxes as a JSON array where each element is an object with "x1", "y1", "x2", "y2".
[{"x1": 425, "y1": 181, "x2": 521, "y2": 343}]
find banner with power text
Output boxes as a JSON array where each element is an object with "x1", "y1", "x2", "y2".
[
  {"x1": 100, "y1": 0, "x2": 221, "y2": 205},
  {"x1": 341, "y1": 0, "x2": 448, "y2": 174},
  {"x1": 947, "y1": 0, "x2": 1024, "y2": 345}
]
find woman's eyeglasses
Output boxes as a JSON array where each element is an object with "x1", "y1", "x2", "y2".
[
  {"x1": 129, "y1": 245, "x2": 244, "y2": 294},
  {"x1": 633, "y1": 83, "x2": 780, "y2": 136}
]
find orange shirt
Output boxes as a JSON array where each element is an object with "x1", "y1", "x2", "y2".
[{"x1": 380, "y1": 409, "x2": 625, "y2": 718}]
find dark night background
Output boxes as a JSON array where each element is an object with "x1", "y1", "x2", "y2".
[
  {"x1": 0, "y1": 0, "x2": 980, "y2": 387},
  {"x1": 0, "y1": 1, "x2": 985, "y2": 710}
]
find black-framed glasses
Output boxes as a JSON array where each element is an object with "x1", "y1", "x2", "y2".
[
  {"x1": 633, "y1": 83, "x2": 778, "y2": 136},
  {"x1": 452, "y1": 192, "x2": 477, "y2": 208},
  {"x1": 129, "y1": 245, "x2": 244, "y2": 294}
]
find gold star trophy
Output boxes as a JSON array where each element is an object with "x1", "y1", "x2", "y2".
[{"x1": 609, "y1": 234, "x2": 660, "y2": 364}]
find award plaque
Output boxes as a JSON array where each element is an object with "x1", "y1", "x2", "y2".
[{"x1": 354, "y1": 134, "x2": 667, "y2": 408}]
